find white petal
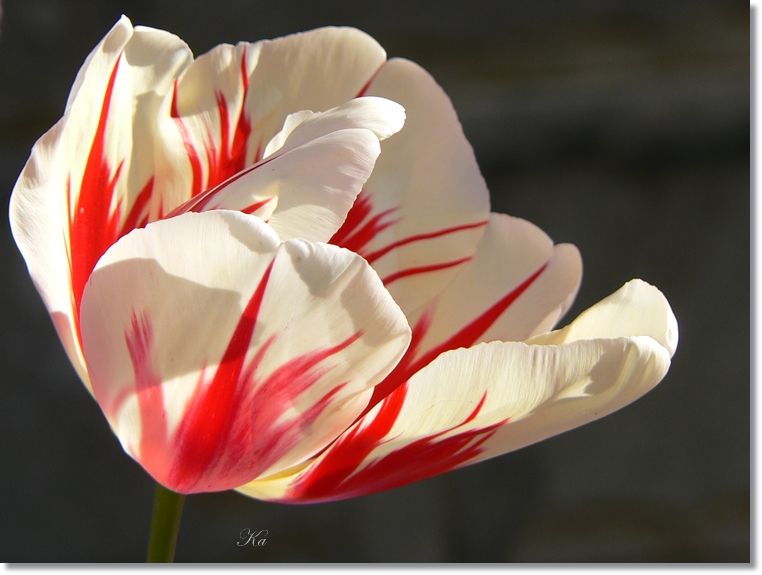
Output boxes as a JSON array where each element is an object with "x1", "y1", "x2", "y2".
[
  {"x1": 236, "y1": 281, "x2": 676, "y2": 502},
  {"x1": 528, "y1": 279, "x2": 678, "y2": 357},
  {"x1": 408, "y1": 213, "x2": 582, "y2": 358},
  {"x1": 238, "y1": 335, "x2": 670, "y2": 503},
  {"x1": 9, "y1": 17, "x2": 192, "y2": 388},
  {"x1": 263, "y1": 97, "x2": 405, "y2": 158},
  {"x1": 171, "y1": 128, "x2": 385, "y2": 243},
  {"x1": 80, "y1": 210, "x2": 410, "y2": 493},
  {"x1": 330, "y1": 58, "x2": 491, "y2": 316},
  {"x1": 358, "y1": 213, "x2": 582, "y2": 409}
]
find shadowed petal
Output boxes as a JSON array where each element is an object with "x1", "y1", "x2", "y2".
[{"x1": 80, "y1": 210, "x2": 411, "y2": 493}]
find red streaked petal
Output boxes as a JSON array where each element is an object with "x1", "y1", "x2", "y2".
[
  {"x1": 381, "y1": 256, "x2": 473, "y2": 286},
  {"x1": 9, "y1": 17, "x2": 192, "y2": 388},
  {"x1": 355, "y1": 213, "x2": 582, "y2": 411},
  {"x1": 168, "y1": 129, "x2": 385, "y2": 243},
  {"x1": 80, "y1": 210, "x2": 411, "y2": 493},
  {"x1": 263, "y1": 382, "x2": 501, "y2": 503},
  {"x1": 167, "y1": 43, "x2": 258, "y2": 201},
  {"x1": 331, "y1": 58, "x2": 491, "y2": 316},
  {"x1": 404, "y1": 214, "x2": 583, "y2": 358},
  {"x1": 238, "y1": 289, "x2": 675, "y2": 504},
  {"x1": 161, "y1": 27, "x2": 388, "y2": 213}
]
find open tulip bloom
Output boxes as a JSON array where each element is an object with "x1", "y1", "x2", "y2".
[{"x1": 10, "y1": 16, "x2": 677, "y2": 560}]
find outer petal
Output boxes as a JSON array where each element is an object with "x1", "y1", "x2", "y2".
[
  {"x1": 169, "y1": 98, "x2": 406, "y2": 243},
  {"x1": 330, "y1": 58, "x2": 491, "y2": 316},
  {"x1": 162, "y1": 27, "x2": 387, "y2": 203},
  {"x1": 9, "y1": 16, "x2": 192, "y2": 386},
  {"x1": 363, "y1": 213, "x2": 582, "y2": 408},
  {"x1": 527, "y1": 279, "x2": 679, "y2": 356},
  {"x1": 79, "y1": 210, "x2": 411, "y2": 494},
  {"x1": 237, "y1": 281, "x2": 675, "y2": 503}
]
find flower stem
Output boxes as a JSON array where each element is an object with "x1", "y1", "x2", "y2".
[{"x1": 146, "y1": 482, "x2": 186, "y2": 563}]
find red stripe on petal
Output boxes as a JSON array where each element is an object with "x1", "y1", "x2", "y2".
[
  {"x1": 126, "y1": 259, "x2": 366, "y2": 493},
  {"x1": 168, "y1": 260, "x2": 275, "y2": 490},
  {"x1": 163, "y1": 329, "x2": 361, "y2": 494},
  {"x1": 285, "y1": 379, "x2": 409, "y2": 501},
  {"x1": 241, "y1": 196, "x2": 274, "y2": 215},
  {"x1": 172, "y1": 52, "x2": 254, "y2": 202},
  {"x1": 118, "y1": 176, "x2": 155, "y2": 238},
  {"x1": 124, "y1": 313, "x2": 168, "y2": 474},
  {"x1": 330, "y1": 189, "x2": 401, "y2": 256},
  {"x1": 69, "y1": 57, "x2": 125, "y2": 341},
  {"x1": 355, "y1": 63, "x2": 384, "y2": 98},
  {"x1": 166, "y1": 154, "x2": 279, "y2": 217},
  {"x1": 364, "y1": 220, "x2": 489, "y2": 264},
  {"x1": 171, "y1": 82, "x2": 204, "y2": 198},
  {"x1": 230, "y1": 52, "x2": 253, "y2": 171},
  {"x1": 366, "y1": 262, "x2": 548, "y2": 410},
  {"x1": 381, "y1": 256, "x2": 472, "y2": 286},
  {"x1": 286, "y1": 388, "x2": 502, "y2": 503}
]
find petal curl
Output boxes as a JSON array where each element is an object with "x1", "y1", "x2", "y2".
[
  {"x1": 263, "y1": 96, "x2": 405, "y2": 158},
  {"x1": 9, "y1": 16, "x2": 192, "y2": 386},
  {"x1": 527, "y1": 279, "x2": 678, "y2": 356},
  {"x1": 331, "y1": 58, "x2": 491, "y2": 316},
  {"x1": 80, "y1": 210, "x2": 411, "y2": 493}
]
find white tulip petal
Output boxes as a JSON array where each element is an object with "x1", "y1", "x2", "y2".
[
  {"x1": 528, "y1": 279, "x2": 678, "y2": 357},
  {"x1": 239, "y1": 333, "x2": 671, "y2": 503},
  {"x1": 80, "y1": 210, "x2": 411, "y2": 494},
  {"x1": 9, "y1": 16, "x2": 193, "y2": 387},
  {"x1": 330, "y1": 58, "x2": 491, "y2": 316},
  {"x1": 358, "y1": 213, "x2": 582, "y2": 409},
  {"x1": 408, "y1": 213, "x2": 583, "y2": 354},
  {"x1": 237, "y1": 280, "x2": 675, "y2": 502}
]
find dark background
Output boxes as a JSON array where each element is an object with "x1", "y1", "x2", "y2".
[{"x1": 0, "y1": 0, "x2": 749, "y2": 563}]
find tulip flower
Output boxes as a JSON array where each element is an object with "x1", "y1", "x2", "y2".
[{"x1": 10, "y1": 14, "x2": 677, "y2": 547}]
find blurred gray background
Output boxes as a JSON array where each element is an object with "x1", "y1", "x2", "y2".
[{"x1": 0, "y1": 0, "x2": 749, "y2": 563}]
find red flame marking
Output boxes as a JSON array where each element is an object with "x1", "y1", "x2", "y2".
[
  {"x1": 241, "y1": 196, "x2": 274, "y2": 215},
  {"x1": 381, "y1": 256, "x2": 472, "y2": 286},
  {"x1": 125, "y1": 313, "x2": 167, "y2": 475},
  {"x1": 117, "y1": 176, "x2": 155, "y2": 239},
  {"x1": 286, "y1": 385, "x2": 502, "y2": 503},
  {"x1": 171, "y1": 79, "x2": 204, "y2": 198},
  {"x1": 330, "y1": 189, "x2": 400, "y2": 255},
  {"x1": 366, "y1": 262, "x2": 549, "y2": 411},
  {"x1": 280, "y1": 264, "x2": 548, "y2": 502},
  {"x1": 123, "y1": 260, "x2": 365, "y2": 493},
  {"x1": 364, "y1": 219, "x2": 489, "y2": 264},
  {"x1": 171, "y1": 52, "x2": 253, "y2": 201},
  {"x1": 168, "y1": 260, "x2": 275, "y2": 491}
]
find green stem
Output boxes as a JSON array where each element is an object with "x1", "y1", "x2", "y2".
[{"x1": 146, "y1": 482, "x2": 186, "y2": 563}]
